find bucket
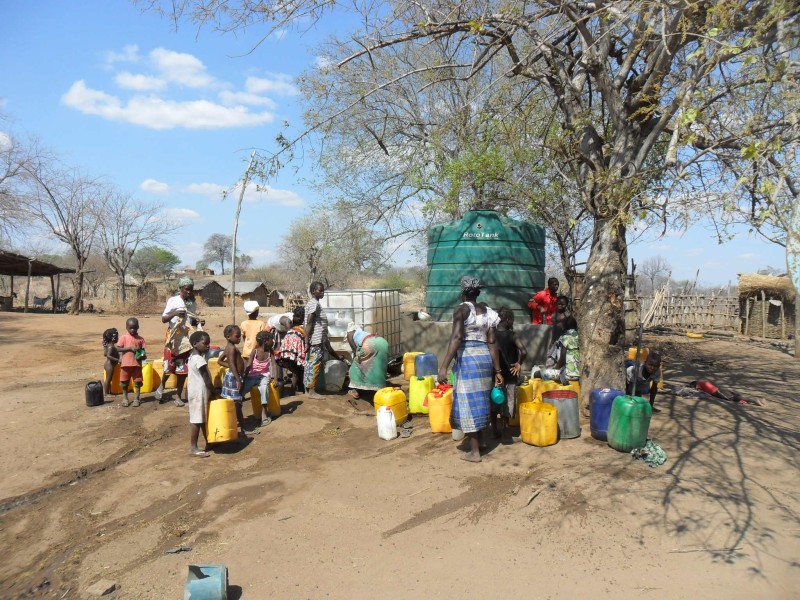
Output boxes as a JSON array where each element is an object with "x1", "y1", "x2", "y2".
[
  {"x1": 519, "y1": 402, "x2": 558, "y2": 447},
  {"x1": 590, "y1": 388, "x2": 624, "y2": 441},
  {"x1": 374, "y1": 386, "x2": 408, "y2": 424},
  {"x1": 413, "y1": 353, "x2": 438, "y2": 378},
  {"x1": 403, "y1": 352, "x2": 423, "y2": 380},
  {"x1": 206, "y1": 399, "x2": 238, "y2": 443},
  {"x1": 324, "y1": 359, "x2": 348, "y2": 392},
  {"x1": 542, "y1": 389, "x2": 580, "y2": 439},
  {"x1": 409, "y1": 376, "x2": 435, "y2": 414},
  {"x1": 607, "y1": 395, "x2": 652, "y2": 452},
  {"x1": 426, "y1": 384, "x2": 453, "y2": 432},
  {"x1": 183, "y1": 564, "x2": 227, "y2": 600}
]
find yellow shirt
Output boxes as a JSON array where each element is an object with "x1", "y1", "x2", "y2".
[{"x1": 240, "y1": 318, "x2": 266, "y2": 358}]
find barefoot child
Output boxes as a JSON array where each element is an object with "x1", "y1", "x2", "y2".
[
  {"x1": 242, "y1": 330, "x2": 276, "y2": 426},
  {"x1": 102, "y1": 328, "x2": 120, "y2": 402},
  {"x1": 117, "y1": 318, "x2": 146, "y2": 407},
  {"x1": 187, "y1": 330, "x2": 215, "y2": 457},
  {"x1": 218, "y1": 325, "x2": 249, "y2": 439}
]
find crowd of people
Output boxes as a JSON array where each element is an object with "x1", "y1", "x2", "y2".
[{"x1": 100, "y1": 275, "x2": 667, "y2": 461}]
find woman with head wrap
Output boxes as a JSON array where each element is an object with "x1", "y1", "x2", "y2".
[
  {"x1": 345, "y1": 323, "x2": 389, "y2": 399},
  {"x1": 437, "y1": 276, "x2": 503, "y2": 462},
  {"x1": 153, "y1": 277, "x2": 205, "y2": 406}
]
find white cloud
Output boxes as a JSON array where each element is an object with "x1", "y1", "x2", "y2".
[
  {"x1": 164, "y1": 207, "x2": 201, "y2": 223},
  {"x1": 0, "y1": 132, "x2": 11, "y2": 150},
  {"x1": 245, "y1": 75, "x2": 298, "y2": 96},
  {"x1": 140, "y1": 178, "x2": 169, "y2": 194},
  {"x1": 186, "y1": 182, "x2": 227, "y2": 198},
  {"x1": 242, "y1": 183, "x2": 304, "y2": 207},
  {"x1": 62, "y1": 81, "x2": 274, "y2": 129},
  {"x1": 150, "y1": 47, "x2": 215, "y2": 88},
  {"x1": 115, "y1": 72, "x2": 166, "y2": 92},
  {"x1": 104, "y1": 45, "x2": 140, "y2": 67},
  {"x1": 218, "y1": 90, "x2": 277, "y2": 108},
  {"x1": 315, "y1": 56, "x2": 334, "y2": 70},
  {"x1": 248, "y1": 248, "x2": 275, "y2": 259}
]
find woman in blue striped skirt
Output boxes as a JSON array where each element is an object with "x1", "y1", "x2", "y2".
[{"x1": 437, "y1": 276, "x2": 504, "y2": 462}]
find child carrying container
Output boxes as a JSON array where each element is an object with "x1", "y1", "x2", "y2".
[{"x1": 493, "y1": 307, "x2": 527, "y2": 442}]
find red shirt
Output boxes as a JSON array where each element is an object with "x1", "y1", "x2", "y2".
[
  {"x1": 528, "y1": 288, "x2": 558, "y2": 325},
  {"x1": 118, "y1": 333, "x2": 146, "y2": 367}
]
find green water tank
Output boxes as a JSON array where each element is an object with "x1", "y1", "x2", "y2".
[{"x1": 426, "y1": 210, "x2": 546, "y2": 322}]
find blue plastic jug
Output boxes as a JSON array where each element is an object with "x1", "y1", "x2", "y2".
[
  {"x1": 590, "y1": 388, "x2": 624, "y2": 441},
  {"x1": 414, "y1": 353, "x2": 438, "y2": 377},
  {"x1": 490, "y1": 386, "x2": 505, "y2": 405}
]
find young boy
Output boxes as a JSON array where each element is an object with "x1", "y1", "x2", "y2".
[
  {"x1": 218, "y1": 324, "x2": 250, "y2": 439},
  {"x1": 117, "y1": 318, "x2": 146, "y2": 407},
  {"x1": 626, "y1": 351, "x2": 662, "y2": 410},
  {"x1": 240, "y1": 300, "x2": 266, "y2": 362},
  {"x1": 187, "y1": 330, "x2": 215, "y2": 457},
  {"x1": 492, "y1": 307, "x2": 528, "y2": 443}
]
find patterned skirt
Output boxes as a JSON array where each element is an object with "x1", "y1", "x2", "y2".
[{"x1": 451, "y1": 341, "x2": 493, "y2": 433}]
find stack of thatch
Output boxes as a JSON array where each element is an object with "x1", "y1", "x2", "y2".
[{"x1": 738, "y1": 273, "x2": 796, "y2": 299}]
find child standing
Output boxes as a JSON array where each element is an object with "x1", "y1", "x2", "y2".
[
  {"x1": 493, "y1": 307, "x2": 528, "y2": 442},
  {"x1": 242, "y1": 330, "x2": 276, "y2": 426},
  {"x1": 187, "y1": 330, "x2": 215, "y2": 457},
  {"x1": 218, "y1": 324, "x2": 249, "y2": 439},
  {"x1": 240, "y1": 300, "x2": 266, "y2": 362},
  {"x1": 102, "y1": 328, "x2": 120, "y2": 402},
  {"x1": 117, "y1": 318, "x2": 146, "y2": 407}
]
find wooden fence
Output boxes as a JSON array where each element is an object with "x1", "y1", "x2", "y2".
[{"x1": 638, "y1": 294, "x2": 740, "y2": 331}]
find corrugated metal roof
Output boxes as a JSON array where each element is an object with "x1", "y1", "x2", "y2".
[{"x1": 221, "y1": 281, "x2": 266, "y2": 294}]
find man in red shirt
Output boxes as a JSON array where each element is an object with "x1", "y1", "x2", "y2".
[{"x1": 528, "y1": 277, "x2": 560, "y2": 324}]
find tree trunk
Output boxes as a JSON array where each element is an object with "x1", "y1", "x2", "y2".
[
  {"x1": 71, "y1": 258, "x2": 86, "y2": 315},
  {"x1": 578, "y1": 216, "x2": 628, "y2": 411}
]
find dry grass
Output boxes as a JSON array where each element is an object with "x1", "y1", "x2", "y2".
[{"x1": 738, "y1": 273, "x2": 796, "y2": 299}]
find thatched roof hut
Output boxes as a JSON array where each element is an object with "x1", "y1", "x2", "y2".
[{"x1": 737, "y1": 273, "x2": 796, "y2": 339}]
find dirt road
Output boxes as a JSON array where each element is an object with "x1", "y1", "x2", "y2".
[{"x1": 0, "y1": 311, "x2": 797, "y2": 599}]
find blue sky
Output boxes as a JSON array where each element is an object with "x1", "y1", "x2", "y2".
[{"x1": 0, "y1": 1, "x2": 787, "y2": 285}]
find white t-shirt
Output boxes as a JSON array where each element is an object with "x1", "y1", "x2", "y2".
[
  {"x1": 267, "y1": 312, "x2": 294, "y2": 333},
  {"x1": 163, "y1": 295, "x2": 187, "y2": 331},
  {"x1": 187, "y1": 351, "x2": 209, "y2": 424}
]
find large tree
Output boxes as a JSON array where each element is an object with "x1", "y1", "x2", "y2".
[
  {"x1": 96, "y1": 192, "x2": 170, "y2": 302},
  {"x1": 131, "y1": 245, "x2": 181, "y2": 283},
  {"x1": 145, "y1": 0, "x2": 800, "y2": 394},
  {"x1": 22, "y1": 160, "x2": 109, "y2": 313},
  {"x1": 202, "y1": 233, "x2": 233, "y2": 274}
]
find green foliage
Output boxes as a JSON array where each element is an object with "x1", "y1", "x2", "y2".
[{"x1": 131, "y1": 245, "x2": 180, "y2": 282}]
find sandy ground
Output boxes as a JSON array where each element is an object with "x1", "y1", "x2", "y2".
[{"x1": 0, "y1": 310, "x2": 798, "y2": 600}]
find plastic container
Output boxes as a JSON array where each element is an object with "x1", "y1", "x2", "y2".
[
  {"x1": 536, "y1": 380, "x2": 579, "y2": 403},
  {"x1": 627, "y1": 347, "x2": 664, "y2": 389},
  {"x1": 409, "y1": 375, "x2": 435, "y2": 414},
  {"x1": 184, "y1": 564, "x2": 228, "y2": 600},
  {"x1": 374, "y1": 386, "x2": 409, "y2": 424},
  {"x1": 103, "y1": 364, "x2": 127, "y2": 394},
  {"x1": 206, "y1": 399, "x2": 238, "y2": 443},
  {"x1": 250, "y1": 387, "x2": 262, "y2": 421},
  {"x1": 324, "y1": 359, "x2": 348, "y2": 392},
  {"x1": 590, "y1": 388, "x2": 624, "y2": 441},
  {"x1": 542, "y1": 389, "x2": 580, "y2": 439},
  {"x1": 85, "y1": 381, "x2": 104, "y2": 407},
  {"x1": 403, "y1": 352, "x2": 423, "y2": 380},
  {"x1": 607, "y1": 395, "x2": 652, "y2": 452},
  {"x1": 207, "y1": 346, "x2": 222, "y2": 359},
  {"x1": 510, "y1": 379, "x2": 539, "y2": 426},
  {"x1": 377, "y1": 406, "x2": 397, "y2": 440},
  {"x1": 491, "y1": 386, "x2": 505, "y2": 405},
  {"x1": 153, "y1": 359, "x2": 178, "y2": 390},
  {"x1": 519, "y1": 402, "x2": 558, "y2": 447},
  {"x1": 250, "y1": 380, "x2": 281, "y2": 419},
  {"x1": 451, "y1": 429, "x2": 465, "y2": 441},
  {"x1": 139, "y1": 359, "x2": 155, "y2": 393},
  {"x1": 206, "y1": 358, "x2": 227, "y2": 389},
  {"x1": 426, "y1": 384, "x2": 453, "y2": 432},
  {"x1": 414, "y1": 353, "x2": 438, "y2": 377},
  {"x1": 319, "y1": 288, "x2": 402, "y2": 357}
]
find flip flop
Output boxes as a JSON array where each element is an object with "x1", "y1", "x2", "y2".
[
  {"x1": 400, "y1": 428, "x2": 412, "y2": 438},
  {"x1": 190, "y1": 450, "x2": 209, "y2": 458},
  {"x1": 173, "y1": 398, "x2": 186, "y2": 407}
]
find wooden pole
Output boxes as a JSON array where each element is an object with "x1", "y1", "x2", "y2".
[
  {"x1": 50, "y1": 276, "x2": 56, "y2": 313},
  {"x1": 744, "y1": 296, "x2": 751, "y2": 336},
  {"x1": 24, "y1": 260, "x2": 32, "y2": 313},
  {"x1": 9, "y1": 276, "x2": 14, "y2": 309},
  {"x1": 230, "y1": 151, "x2": 257, "y2": 326},
  {"x1": 761, "y1": 290, "x2": 767, "y2": 339},
  {"x1": 780, "y1": 297, "x2": 786, "y2": 339}
]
